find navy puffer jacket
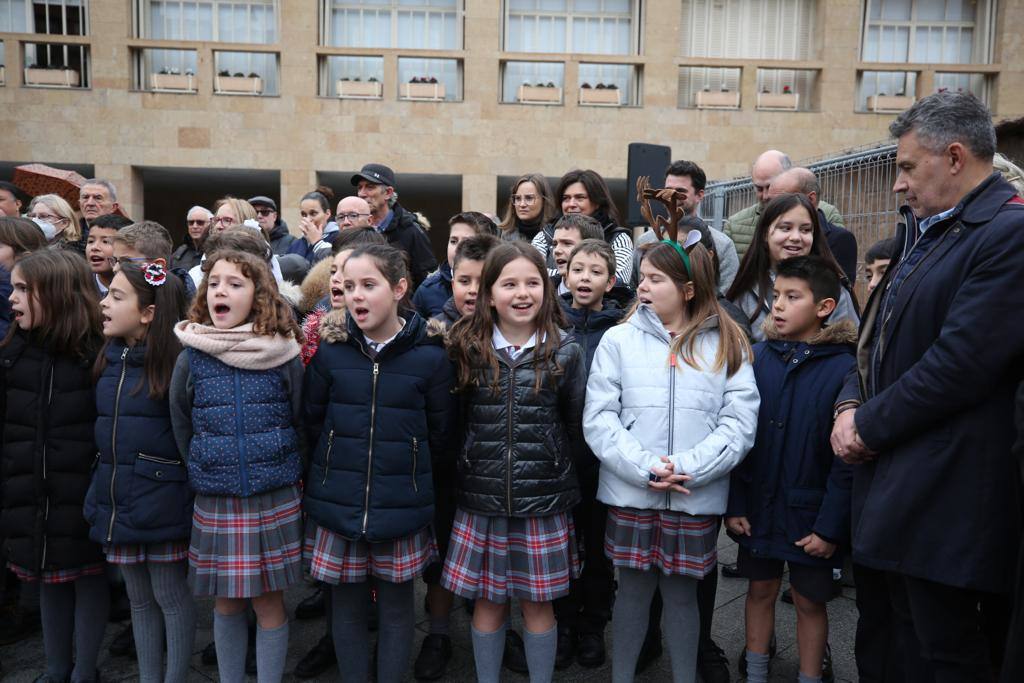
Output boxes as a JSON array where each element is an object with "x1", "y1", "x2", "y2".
[
  {"x1": 85, "y1": 342, "x2": 193, "y2": 546},
  {"x1": 559, "y1": 290, "x2": 630, "y2": 371},
  {"x1": 412, "y1": 263, "x2": 452, "y2": 320},
  {"x1": 303, "y1": 310, "x2": 455, "y2": 542}
]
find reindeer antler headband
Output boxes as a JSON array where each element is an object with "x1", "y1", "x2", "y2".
[{"x1": 636, "y1": 176, "x2": 703, "y2": 278}]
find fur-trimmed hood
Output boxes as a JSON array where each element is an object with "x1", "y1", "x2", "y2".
[
  {"x1": 278, "y1": 280, "x2": 303, "y2": 310},
  {"x1": 299, "y1": 258, "x2": 333, "y2": 314},
  {"x1": 762, "y1": 318, "x2": 858, "y2": 346}
]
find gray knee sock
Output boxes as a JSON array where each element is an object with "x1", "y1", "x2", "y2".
[
  {"x1": 659, "y1": 574, "x2": 700, "y2": 683},
  {"x1": 471, "y1": 622, "x2": 507, "y2": 683},
  {"x1": 256, "y1": 621, "x2": 289, "y2": 683},
  {"x1": 149, "y1": 561, "x2": 196, "y2": 683},
  {"x1": 746, "y1": 650, "x2": 770, "y2": 683},
  {"x1": 612, "y1": 568, "x2": 659, "y2": 683},
  {"x1": 71, "y1": 573, "x2": 109, "y2": 683},
  {"x1": 523, "y1": 624, "x2": 557, "y2": 683},
  {"x1": 122, "y1": 563, "x2": 164, "y2": 683},
  {"x1": 214, "y1": 609, "x2": 250, "y2": 683},
  {"x1": 331, "y1": 582, "x2": 370, "y2": 683},
  {"x1": 375, "y1": 580, "x2": 415, "y2": 683},
  {"x1": 40, "y1": 582, "x2": 75, "y2": 681}
]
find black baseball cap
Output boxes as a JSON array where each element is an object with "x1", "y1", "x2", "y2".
[
  {"x1": 248, "y1": 196, "x2": 277, "y2": 211},
  {"x1": 350, "y1": 163, "x2": 396, "y2": 188}
]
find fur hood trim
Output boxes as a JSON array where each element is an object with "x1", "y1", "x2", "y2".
[{"x1": 762, "y1": 317, "x2": 858, "y2": 346}]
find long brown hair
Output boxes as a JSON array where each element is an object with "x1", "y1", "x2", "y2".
[
  {"x1": 631, "y1": 241, "x2": 750, "y2": 377},
  {"x1": 94, "y1": 264, "x2": 188, "y2": 398},
  {"x1": 188, "y1": 250, "x2": 303, "y2": 342},
  {"x1": 498, "y1": 173, "x2": 557, "y2": 235},
  {"x1": 2, "y1": 250, "x2": 101, "y2": 357},
  {"x1": 448, "y1": 241, "x2": 566, "y2": 392},
  {"x1": 0, "y1": 216, "x2": 47, "y2": 257}
]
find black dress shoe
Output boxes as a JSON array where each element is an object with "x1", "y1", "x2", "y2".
[
  {"x1": 577, "y1": 632, "x2": 606, "y2": 668},
  {"x1": 295, "y1": 584, "x2": 327, "y2": 620},
  {"x1": 295, "y1": 633, "x2": 336, "y2": 679},
  {"x1": 413, "y1": 633, "x2": 453, "y2": 680},
  {"x1": 696, "y1": 639, "x2": 730, "y2": 683},
  {"x1": 635, "y1": 627, "x2": 663, "y2": 674},
  {"x1": 108, "y1": 623, "x2": 135, "y2": 657},
  {"x1": 201, "y1": 640, "x2": 217, "y2": 666},
  {"x1": 720, "y1": 562, "x2": 742, "y2": 578},
  {"x1": 502, "y1": 629, "x2": 528, "y2": 674},
  {"x1": 554, "y1": 625, "x2": 576, "y2": 670}
]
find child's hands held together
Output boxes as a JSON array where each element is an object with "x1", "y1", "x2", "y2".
[
  {"x1": 725, "y1": 516, "x2": 751, "y2": 536},
  {"x1": 648, "y1": 456, "x2": 691, "y2": 494},
  {"x1": 795, "y1": 532, "x2": 836, "y2": 559}
]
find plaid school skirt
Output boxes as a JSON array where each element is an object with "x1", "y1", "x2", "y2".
[
  {"x1": 441, "y1": 509, "x2": 579, "y2": 604},
  {"x1": 7, "y1": 562, "x2": 105, "y2": 585},
  {"x1": 303, "y1": 521, "x2": 436, "y2": 584},
  {"x1": 605, "y1": 507, "x2": 719, "y2": 578},
  {"x1": 188, "y1": 485, "x2": 303, "y2": 598},
  {"x1": 106, "y1": 540, "x2": 189, "y2": 565}
]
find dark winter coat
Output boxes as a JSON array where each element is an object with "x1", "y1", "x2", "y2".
[
  {"x1": 412, "y1": 263, "x2": 452, "y2": 320},
  {"x1": 0, "y1": 266, "x2": 11, "y2": 340},
  {"x1": 269, "y1": 220, "x2": 296, "y2": 256},
  {"x1": 559, "y1": 292, "x2": 629, "y2": 371},
  {"x1": 302, "y1": 311, "x2": 455, "y2": 542},
  {"x1": 380, "y1": 204, "x2": 438, "y2": 290},
  {"x1": 838, "y1": 173, "x2": 1024, "y2": 593},
  {"x1": 0, "y1": 331, "x2": 103, "y2": 573},
  {"x1": 727, "y1": 320, "x2": 857, "y2": 569},
  {"x1": 287, "y1": 224, "x2": 340, "y2": 265},
  {"x1": 432, "y1": 297, "x2": 461, "y2": 327},
  {"x1": 819, "y1": 209, "x2": 858, "y2": 286},
  {"x1": 84, "y1": 342, "x2": 193, "y2": 546},
  {"x1": 171, "y1": 236, "x2": 203, "y2": 273},
  {"x1": 457, "y1": 332, "x2": 586, "y2": 517}
]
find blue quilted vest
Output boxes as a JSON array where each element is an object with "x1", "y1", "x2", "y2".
[{"x1": 188, "y1": 349, "x2": 301, "y2": 497}]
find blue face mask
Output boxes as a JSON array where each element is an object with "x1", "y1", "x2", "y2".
[{"x1": 31, "y1": 217, "x2": 59, "y2": 242}]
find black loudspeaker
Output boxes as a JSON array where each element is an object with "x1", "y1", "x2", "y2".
[{"x1": 626, "y1": 142, "x2": 672, "y2": 227}]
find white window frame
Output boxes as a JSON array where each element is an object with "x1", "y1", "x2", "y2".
[
  {"x1": 134, "y1": 0, "x2": 279, "y2": 43},
  {"x1": 502, "y1": 0, "x2": 641, "y2": 55},
  {"x1": 0, "y1": 0, "x2": 89, "y2": 35},
  {"x1": 319, "y1": 0, "x2": 464, "y2": 50},
  {"x1": 860, "y1": 0, "x2": 995, "y2": 64}
]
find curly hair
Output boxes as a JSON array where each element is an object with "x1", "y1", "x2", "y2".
[{"x1": 188, "y1": 250, "x2": 303, "y2": 342}]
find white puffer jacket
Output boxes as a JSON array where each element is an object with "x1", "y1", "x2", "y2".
[{"x1": 583, "y1": 305, "x2": 760, "y2": 515}]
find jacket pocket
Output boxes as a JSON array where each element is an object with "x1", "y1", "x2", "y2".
[
  {"x1": 461, "y1": 432, "x2": 475, "y2": 469},
  {"x1": 785, "y1": 488, "x2": 825, "y2": 544},
  {"x1": 543, "y1": 428, "x2": 566, "y2": 470},
  {"x1": 131, "y1": 454, "x2": 190, "y2": 531},
  {"x1": 411, "y1": 437, "x2": 419, "y2": 493},
  {"x1": 321, "y1": 430, "x2": 335, "y2": 486}
]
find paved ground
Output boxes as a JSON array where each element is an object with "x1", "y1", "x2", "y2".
[{"x1": 0, "y1": 530, "x2": 859, "y2": 681}]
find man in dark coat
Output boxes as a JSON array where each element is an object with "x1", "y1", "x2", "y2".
[
  {"x1": 249, "y1": 195, "x2": 295, "y2": 256},
  {"x1": 831, "y1": 91, "x2": 1024, "y2": 682},
  {"x1": 351, "y1": 163, "x2": 437, "y2": 289}
]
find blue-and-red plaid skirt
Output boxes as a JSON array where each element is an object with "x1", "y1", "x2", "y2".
[
  {"x1": 441, "y1": 509, "x2": 579, "y2": 603},
  {"x1": 303, "y1": 521, "x2": 436, "y2": 584},
  {"x1": 106, "y1": 540, "x2": 189, "y2": 565},
  {"x1": 188, "y1": 485, "x2": 303, "y2": 598},
  {"x1": 605, "y1": 507, "x2": 719, "y2": 578},
  {"x1": 7, "y1": 562, "x2": 105, "y2": 584}
]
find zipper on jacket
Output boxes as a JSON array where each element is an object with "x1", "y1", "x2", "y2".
[
  {"x1": 234, "y1": 370, "x2": 250, "y2": 496},
  {"x1": 40, "y1": 364, "x2": 55, "y2": 569},
  {"x1": 667, "y1": 351, "x2": 677, "y2": 508},
  {"x1": 137, "y1": 453, "x2": 183, "y2": 466},
  {"x1": 411, "y1": 437, "x2": 419, "y2": 493},
  {"x1": 321, "y1": 429, "x2": 335, "y2": 486},
  {"x1": 362, "y1": 362, "x2": 380, "y2": 534},
  {"x1": 506, "y1": 363, "x2": 515, "y2": 515},
  {"x1": 106, "y1": 348, "x2": 130, "y2": 543}
]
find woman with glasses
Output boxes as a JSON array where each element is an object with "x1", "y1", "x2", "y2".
[
  {"x1": 288, "y1": 188, "x2": 340, "y2": 265},
  {"x1": 210, "y1": 197, "x2": 258, "y2": 235},
  {"x1": 530, "y1": 169, "x2": 635, "y2": 284},
  {"x1": 26, "y1": 194, "x2": 84, "y2": 254},
  {"x1": 498, "y1": 173, "x2": 557, "y2": 243}
]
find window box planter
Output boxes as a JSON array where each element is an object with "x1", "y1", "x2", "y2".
[
  {"x1": 0, "y1": 65, "x2": 5, "y2": 86},
  {"x1": 867, "y1": 94, "x2": 915, "y2": 112},
  {"x1": 579, "y1": 87, "x2": 620, "y2": 106},
  {"x1": 401, "y1": 82, "x2": 445, "y2": 101},
  {"x1": 215, "y1": 74, "x2": 263, "y2": 95},
  {"x1": 696, "y1": 90, "x2": 739, "y2": 109},
  {"x1": 151, "y1": 72, "x2": 195, "y2": 92},
  {"x1": 25, "y1": 67, "x2": 79, "y2": 87},
  {"x1": 336, "y1": 80, "x2": 382, "y2": 98},
  {"x1": 517, "y1": 84, "x2": 561, "y2": 104},
  {"x1": 757, "y1": 92, "x2": 799, "y2": 111}
]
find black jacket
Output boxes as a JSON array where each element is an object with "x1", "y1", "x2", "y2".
[
  {"x1": 172, "y1": 235, "x2": 203, "y2": 273},
  {"x1": 559, "y1": 291, "x2": 629, "y2": 371},
  {"x1": 457, "y1": 333, "x2": 585, "y2": 517},
  {"x1": 382, "y1": 204, "x2": 437, "y2": 290},
  {"x1": 839, "y1": 173, "x2": 1024, "y2": 593},
  {"x1": 0, "y1": 331, "x2": 103, "y2": 573},
  {"x1": 818, "y1": 209, "x2": 858, "y2": 285},
  {"x1": 269, "y1": 220, "x2": 296, "y2": 257}
]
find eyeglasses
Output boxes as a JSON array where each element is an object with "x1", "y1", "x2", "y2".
[
  {"x1": 27, "y1": 213, "x2": 67, "y2": 224},
  {"x1": 211, "y1": 216, "x2": 236, "y2": 226},
  {"x1": 106, "y1": 256, "x2": 148, "y2": 268},
  {"x1": 512, "y1": 194, "x2": 537, "y2": 206},
  {"x1": 254, "y1": 208, "x2": 275, "y2": 217},
  {"x1": 335, "y1": 212, "x2": 371, "y2": 222},
  {"x1": 187, "y1": 219, "x2": 209, "y2": 226}
]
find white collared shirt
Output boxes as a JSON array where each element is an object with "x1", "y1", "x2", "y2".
[
  {"x1": 365, "y1": 318, "x2": 406, "y2": 355},
  {"x1": 492, "y1": 324, "x2": 541, "y2": 361}
]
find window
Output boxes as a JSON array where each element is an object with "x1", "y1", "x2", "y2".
[
  {"x1": 756, "y1": 68, "x2": 817, "y2": 111},
  {"x1": 0, "y1": 0, "x2": 88, "y2": 35},
  {"x1": 934, "y1": 71, "x2": 990, "y2": 100},
  {"x1": 134, "y1": 48, "x2": 198, "y2": 92},
  {"x1": 398, "y1": 57, "x2": 461, "y2": 101},
  {"x1": 23, "y1": 41, "x2": 89, "y2": 87},
  {"x1": 677, "y1": 66, "x2": 741, "y2": 109},
  {"x1": 857, "y1": 70, "x2": 918, "y2": 111},
  {"x1": 138, "y1": 0, "x2": 278, "y2": 43},
  {"x1": 861, "y1": 0, "x2": 994, "y2": 64},
  {"x1": 323, "y1": 0, "x2": 461, "y2": 50},
  {"x1": 322, "y1": 55, "x2": 384, "y2": 98},
  {"x1": 501, "y1": 60, "x2": 564, "y2": 104},
  {"x1": 679, "y1": 0, "x2": 815, "y2": 60},
  {"x1": 504, "y1": 0, "x2": 637, "y2": 55},
  {"x1": 578, "y1": 63, "x2": 638, "y2": 106},
  {"x1": 214, "y1": 50, "x2": 278, "y2": 95}
]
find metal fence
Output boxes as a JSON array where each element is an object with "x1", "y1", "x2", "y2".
[{"x1": 701, "y1": 143, "x2": 901, "y2": 293}]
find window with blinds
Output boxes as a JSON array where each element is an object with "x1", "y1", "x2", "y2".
[
  {"x1": 137, "y1": 0, "x2": 278, "y2": 43},
  {"x1": 861, "y1": 0, "x2": 993, "y2": 64},
  {"x1": 503, "y1": 0, "x2": 638, "y2": 55},
  {"x1": 322, "y1": 0, "x2": 461, "y2": 50}
]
